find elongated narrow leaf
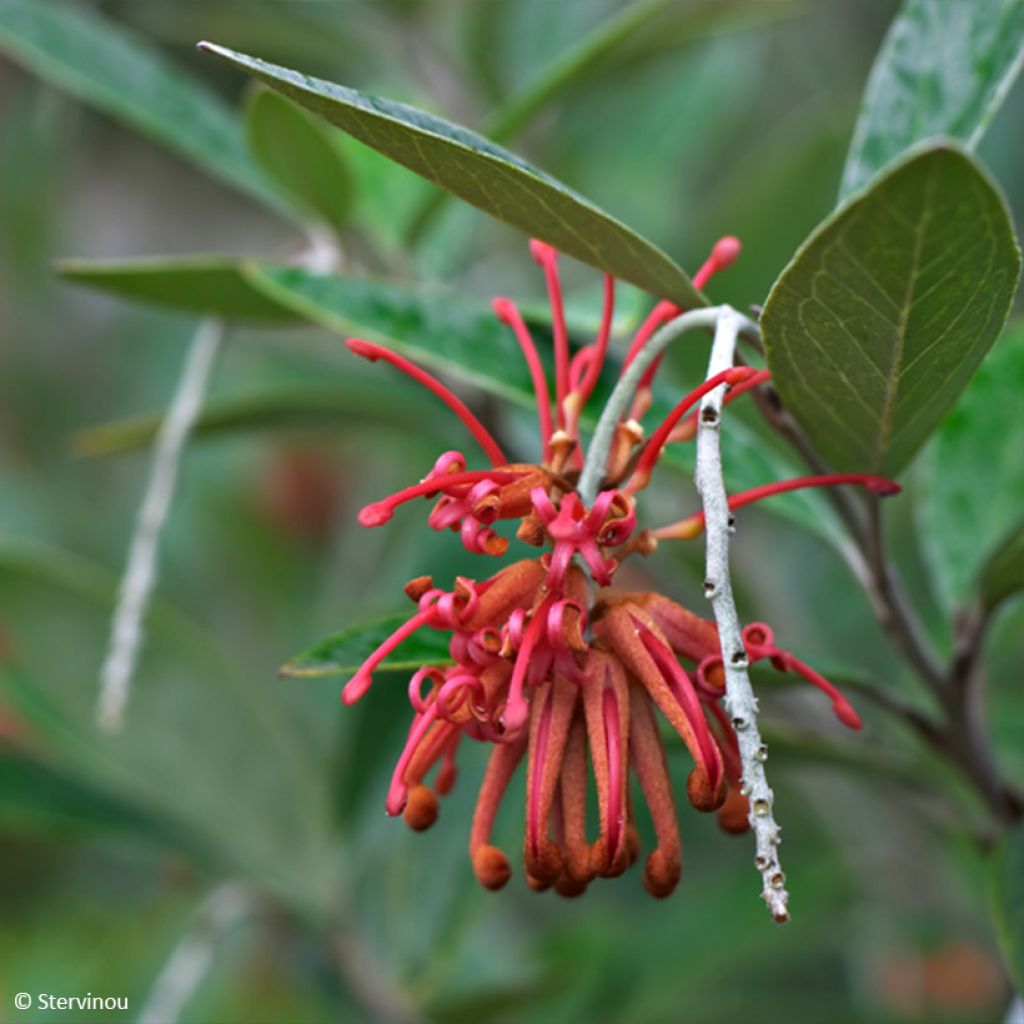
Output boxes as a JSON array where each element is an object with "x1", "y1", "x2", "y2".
[
  {"x1": 58, "y1": 257, "x2": 299, "y2": 321},
  {"x1": 74, "y1": 384, "x2": 450, "y2": 457},
  {"x1": 919, "y1": 323, "x2": 1024, "y2": 611},
  {"x1": 0, "y1": 542, "x2": 330, "y2": 898},
  {"x1": 283, "y1": 614, "x2": 453, "y2": 678},
  {"x1": 0, "y1": 749, "x2": 207, "y2": 856},
  {"x1": 989, "y1": 822, "x2": 1024, "y2": 990},
  {"x1": 245, "y1": 88, "x2": 355, "y2": 231},
  {"x1": 199, "y1": 42, "x2": 703, "y2": 306},
  {"x1": 409, "y1": 0, "x2": 803, "y2": 240},
  {"x1": 840, "y1": 0, "x2": 1024, "y2": 199},
  {"x1": 762, "y1": 143, "x2": 1021, "y2": 476},
  {"x1": 0, "y1": 0, "x2": 288, "y2": 216},
  {"x1": 245, "y1": 264, "x2": 842, "y2": 543}
]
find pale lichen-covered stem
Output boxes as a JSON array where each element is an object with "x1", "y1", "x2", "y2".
[
  {"x1": 577, "y1": 306, "x2": 727, "y2": 505},
  {"x1": 695, "y1": 306, "x2": 790, "y2": 923},
  {"x1": 96, "y1": 318, "x2": 224, "y2": 733},
  {"x1": 138, "y1": 882, "x2": 251, "y2": 1024}
]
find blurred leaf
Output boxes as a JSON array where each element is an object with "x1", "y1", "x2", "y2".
[
  {"x1": 409, "y1": 0, "x2": 803, "y2": 241},
  {"x1": 762, "y1": 143, "x2": 1021, "y2": 476},
  {"x1": 247, "y1": 263, "x2": 541, "y2": 402},
  {"x1": 0, "y1": 542, "x2": 332, "y2": 904},
  {"x1": 58, "y1": 257, "x2": 299, "y2": 321},
  {"x1": 919, "y1": 322, "x2": 1024, "y2": 612},
  {"x1": 989, "y1": 821, "x2": 1024, "y2": 990},
  {"x1": 840, "y1": 0, "x2": 1024, "y2": 199},
  {"x1": 979, "y1": 520, "x2": 1024, "y2": 613},
  {"x1": 0, "y1": 0, "x2": 289, "y2": 217},
  {"x1": 283, "y1": 614, "x2": 453, "y2": 679},
  {"x1": 490, "y1": 0, "x2": 803, "y2": 142},
  {"x1": 245, "y1": 87, "x2": 355, "y2": 232},
  {"x1": 74, "y1": 383, "x2": 445, "y2": 456},
  {"x1": 198, "y1": 42, "x2": 704, "y2": 306},
  {"x1": 0, "y1": 748, "x2": 206, "y2": 854}
]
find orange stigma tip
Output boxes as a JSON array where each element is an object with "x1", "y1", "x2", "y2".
[
  {"x1": 403, "y1": 785, "x2": 439, "y2": 831},
  {"x1": 642, "y1": 849, "x2": 681, "y2": 899},
  {"x1": 716, "y1": 787, "x2": 751, "y2": 835},
  {"x1": 472, "y1": 845, "x2": 511, "y2": 890},
  {"x1": 554, "y1": 875, "x2": 588, "y2": 899}
]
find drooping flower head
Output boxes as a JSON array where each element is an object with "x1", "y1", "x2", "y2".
[{"x1": 339, "y1": 237, "x2": 899, "y2": 898}]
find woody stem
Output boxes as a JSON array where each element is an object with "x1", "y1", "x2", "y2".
[
  {"x1": 749, "y1": 360, "x2": 1020, "y2": 824},
  {"x1": 695, "y1": 306, "x2": 790, "y2": 924}
]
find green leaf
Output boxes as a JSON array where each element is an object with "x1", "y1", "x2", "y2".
[
  {"x1": 283, "y1": 614, "x2": 453, "y2": 679},
  {"x1": 919, "y1": 323, "x2": 1024, "y2": 611},
  {"x1": 978, "y1": 520, "x2": 1024, "y2": 613},
  {"x1": 0, "y1": 749, "x2": 206, "y2": 854},
  {"x1": 840, "y1": 0, "x2": 1024, "y2": 200},
  {"x1": 0, "y1": 0, "x2": 288, "y2": 217},
  {"x1": 487, "y1": 0, "x2": 805, "y2": 144},
  {"x1": 74, "y1": 383, "x2": 452, "y2": 457},
  {"x1": 761, "y1": 143, "x2": 1021, "y2": 476},
  {"x1": 58, "y1": 257, "x2": 299, "y2": 321},
  {"x1": 245, "y1": 87, "x2": 355, "y2": 232},
  {"x1": 407, "y1": 0, "x2": 804, "y2": 241},
  {"x1": 248, "y1": 263, "x2": 542, "y2": 403},
  {"x1": 0, "y1": 542, "x2": 332, "y2": 901},
  {"x1": 198, "y1": 41, "x2": 703, "y2": 306},
  {"x1": 989, "y1": 822, "x2": 1024, "y2": 990}
]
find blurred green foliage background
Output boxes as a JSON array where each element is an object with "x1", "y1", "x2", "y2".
[{"x1": 0, "y1": 1, "x2": 1021, "y2": 1021}]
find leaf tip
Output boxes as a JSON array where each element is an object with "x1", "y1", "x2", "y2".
[{"x1": 196, "y1": 40, "x2": 230, "y2": 59}]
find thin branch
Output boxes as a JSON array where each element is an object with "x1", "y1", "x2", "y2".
[
  {"x1": 748, "y1": 383, "x2": 868, "y2": 548},
  {"x1": 696, "y1": 307, "x2": 789, "y2": 923},
  {"x1": 750, "y1": 379, "x2": 948, "y2": 699},
  {"x1": 96, "y1": 318, "x2": 224, "y2": 733},
  {"x1": 863, "y1": 500, "x2": 946, "y2": 694},
  {"x1": 138, "y1": 882, "x2": 251, "y2": 1024}
]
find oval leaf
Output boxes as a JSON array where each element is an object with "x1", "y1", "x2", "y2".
[
  {"x1": 989, "y1": 822, "x2": 1024, "y2": 991},
  {"x1": 0, "y1": 0, "x2": 288, "y2": 216},
  {"x1": 283, "y1": 614, "x2": 453, "y2": 679},
  {"x1": 761, "y1": 143, "x2": 1021, "y2": 476},
  {"x1": 919, "y1": 322, "x2": 1024, "y2": 611},
  {"x1": 840, "y1": 0, "x2": 1024, "y2": 200},
  {"x1": 58, "y1": 256, "x2": 299, "y2": 321},
  {"x1": 245, "y1": 88, "x2": 355, "y2": 232},
  {"x1": 198, "y1": 41, "x2": 704, "y2": 307}
]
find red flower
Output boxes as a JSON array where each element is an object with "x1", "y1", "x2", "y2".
[{"x1": 338, "y1": 238, "x2": 898, "y2": 897}]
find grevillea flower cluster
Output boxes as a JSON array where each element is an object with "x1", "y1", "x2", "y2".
[{"x1": 342, "y1": 238, "x2": 899, "y2": 898}]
